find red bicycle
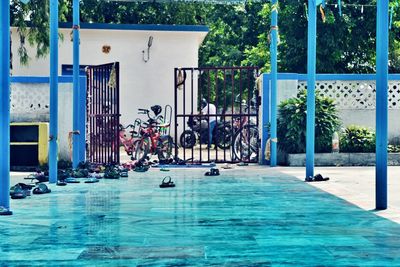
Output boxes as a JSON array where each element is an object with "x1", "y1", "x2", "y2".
[
  {"x1": 133, "y1": 107, "x2": 173, "y2": 161},
  {"x1": 119, "y1": 119, "x2": 142, "y2": 156}
]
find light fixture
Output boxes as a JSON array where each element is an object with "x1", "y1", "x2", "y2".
[{"x1": 142, "y1": 36, "x2": 153, "y2": 63}]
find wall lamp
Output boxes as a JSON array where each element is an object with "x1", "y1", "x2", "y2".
[{"x1": 142, "y1": 36, "x2": 153, "y2": 63}]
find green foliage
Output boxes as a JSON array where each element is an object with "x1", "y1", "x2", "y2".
[
  {"x1": 277, "y1": 90, "x2": 340, "y2": 153},
  {"x1": 10, "y1": 0, "x2": 400, "y2": 73},
  {"x1": 339, "y1": 125, "x2": 376, "y2": 153}
]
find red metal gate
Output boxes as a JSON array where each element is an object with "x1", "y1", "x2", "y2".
[{"x1": 86, "y1": 62, "x2": 120, "y2": 164}]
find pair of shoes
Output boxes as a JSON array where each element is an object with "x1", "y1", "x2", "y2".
[
  {"x1": 305, "y1": 174, "x2": 330, "y2": 182},
  {"x1": 32, "y1": 183, "x2": 51, "y2": 194},
  {"x1": 237, "y1": 162, "x2": 249, "y2": 167},
  {"x1": 205, "y1": 167, "x2": 220, "y2": 176},
  {"x1": 159, "y1": 176, "x2": 175, "y2": 188}
]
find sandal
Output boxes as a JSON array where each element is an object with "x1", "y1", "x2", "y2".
[
  {"x1": 159, "y1": 176, "x2": 175, "y2": 188},
  {"x1": 56, "y1": 180, "x2": 67, "y2": 186},
  {"x1": 205, "y1": 168, "x2": 220, "y2": 176},
  {"x1": 65, "y1": 178, "x2": 81, "y2": 183},
  {"x1": 10, "y1": 184, "x2": 28, "y2": 199},
  {"x1": 84, "y1": 178, "x2": 99, "y2": 183},
  {"x1": 305, "y1": 174, "x2": 330, "y2": 182},
  {"x1": 134, "y1": 165, "x2": 150, "y2": 173},
  {"x1": 221, "y1": 163, "x2": 233, "y2": 169},
  {"x1": 0, "y1": 206, "x2": 12, "y2": 216},
  {"x1": 32, "y1": 183, "x2": 51, "y2": 194}
]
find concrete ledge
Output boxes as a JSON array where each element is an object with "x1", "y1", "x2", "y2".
[{"x1": 286, "y1": 153, "x2": 400, "y2": 166}]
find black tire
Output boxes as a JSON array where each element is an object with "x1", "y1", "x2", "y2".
[
  {"x1": 232, "y1": 125, "x2": 259, "y2": 161},
  {"x1": 215, "y1": 124, "x2": 232, "y2": 149},
  {"x1": 134, "y1": 137, "x2": 150, "y2": 161},
  {"x1": 180, "y1": 130, "x2": 196, "y2": 148},
  {"x1": 157, "y1": 135, "x2": 173, "y2": 161}
]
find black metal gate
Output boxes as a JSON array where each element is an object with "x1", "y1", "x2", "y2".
[
  {"x1": 174, "y1": 67, "x2": 260, "y2": 164},
  {"x1": 86, "y1": 62, "x2": 120, "y2": 165}
]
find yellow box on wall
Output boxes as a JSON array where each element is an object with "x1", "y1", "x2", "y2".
[{"x1": 10, "y1": 122, "x2": 49, "y2": 166}]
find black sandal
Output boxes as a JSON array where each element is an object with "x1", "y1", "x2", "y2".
[
  {"x1": 159, "y1": 176, "x2": 175, "y2": 188},
  {"x1": 205, "y1": 168, "x2": 220, "y2": 176},
  {"x1": 33, "y1": 183, "x2": 51, "y2": 194},
  {"x1": 305, "y1": 174, "x2": 330, "y2": 182}
]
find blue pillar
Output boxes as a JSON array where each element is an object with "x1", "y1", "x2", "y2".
[
  {"x1": 306, "y1": 0, "x2": 317, "y2": 180},
  {"x1": 78, "y1": 77, "x2": 86, "y2": 163},
  {"x1": 72, "y1": 0, "x2": 81, "y2": 168},
  {"x1": 260, "y1": 74, "x2": 270, "y2": 165},
  {"x1": 270, "y1": 0, "x2": 278, "y2": 167},
  {"x1": 49, "y1": 0, "x2": 59, "y2": 184},
  {"x1": 375, "y1": 0, "x2": 389, "y2": 210},
  {"x1": 0, "y1": 1, "x2": 12, "y2": 215}
]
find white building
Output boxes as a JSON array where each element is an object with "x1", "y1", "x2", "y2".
[{"x1": 11, "y1": 23, "x2": 208, "y2": 127}]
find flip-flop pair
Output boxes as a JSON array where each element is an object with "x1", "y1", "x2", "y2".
[
  {"x1": 159, "y1": 176, "x2": 175, "y2": 188},
  {"x1": 305, "y1": 174, "x2": 330, "y2": 182},
  {"x1": 205, "y1": 168, "x2": 220, "y2": 176}
]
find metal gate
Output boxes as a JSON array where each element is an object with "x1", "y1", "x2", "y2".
[
  {"x1": 86, "y1": 62, "x2": 120, "y2": 165},
  {"x1": 174, "y1": 67, "x2": 260, "y2": 164}
]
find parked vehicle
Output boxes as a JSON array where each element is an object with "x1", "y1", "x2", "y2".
[
  {"x1": 133, "y1": 106, "x2": 173, "y2": 161},
  {"x1": 119, "y1": 119, "x2": 142, "y2": 156},
  {"x1": 232, "y1": 92, "x2": 260, "y2": 161},
  {"x1": 179, "y1": 115, "x2": 232, "y2": 149}
]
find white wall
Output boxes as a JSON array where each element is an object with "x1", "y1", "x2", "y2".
[
  {"x1": 10, "y1": 82, "x2": 73, "y2": 161},
  {"x1": 11, "y1": 27, "x2": 207, "y2": 134}
]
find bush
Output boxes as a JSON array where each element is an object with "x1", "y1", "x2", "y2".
[
  {"x1": 339, "y1": 125, "x2": 375, "y2": 153},
  {"x1": 277, "y1": 90, "x2": 340, "y2": 153}
]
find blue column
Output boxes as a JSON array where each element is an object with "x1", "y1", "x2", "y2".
[
  {"x1": 306, "y1": 0, "x2": 317, "y2": 180},
  {"x1": 260, "y1": 74, "x2": 270, "y2": 165},
  {"x1": 78, "y1": 77, "x2": 86, "y2": 163},
  {"x1": 72, "y1": 0, "x2": 81, "y2": 168},
  {"x1": 270, "y1": 0, "x2": 278, "y2": 167},
  {"x1": 375, "y1": 0, "x2": 389, "y2": 210},
  {"x1": 0, "y1": 1, "x2": 12, "y2": 215},
  {"x1": 49, "y1": 0, "x2": 59, "y2": 184}
]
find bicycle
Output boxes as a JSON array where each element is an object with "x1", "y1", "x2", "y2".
[
  {"x1": 133, "y1": 106, "x2": 173, "y2": 162},
  {"x1": 232, "y1": 92, "x2": 260, "y2": 161},
  {"x1": 119, "y1": 119, "x2": 142, "y2": 156}
]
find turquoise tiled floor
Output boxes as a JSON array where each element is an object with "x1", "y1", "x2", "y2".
[{"x1": 1, "y1": 168, "x2": 400, "y2": 266}]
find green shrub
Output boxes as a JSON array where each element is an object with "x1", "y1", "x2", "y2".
[
  {"x1": 277, "y1": 90, "x2": 340, "y2": 153},
  {"x1": 339, "y1": 125, "x2": 375, "y2": 153}
]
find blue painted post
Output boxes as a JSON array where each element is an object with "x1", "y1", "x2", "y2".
[
  {"x1": 306, "y1": 0, "x2": 317, "y2": 180},
  {"x1": 49, "y1": 0, "x2": 59, "y2": 184},
  {"x1": 270, "y1": 0, "x2": 278, "y2": 167},
  {"x1": 0, "y1": 1, "x2": 12, "y2": 215},
  {"x1": 72, "y1": 0, "x2": 81, "y2": 168},
  {"x1": 260, "y1": 74, "x2": 270, "y2": 165},
  {"x1": 375, "y1": 0, "x2": 389, "y2": 210},
  {"x1": 78, "y1": 77, "x2": 86, "y2": 163}
]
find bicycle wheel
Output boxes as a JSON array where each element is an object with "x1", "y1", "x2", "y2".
[
  {"x1": 157, "y1": 135, "x2": 173, "y2": 161},
  {"x1": 232, "y1": 125, "x2": 259, "y2": 161},
  {"x1": 134, "y1": 137, "x2": 150, "y2": 161},
  {"x1": 180, "y1": 130, "x2": 196, "y2": 148}
]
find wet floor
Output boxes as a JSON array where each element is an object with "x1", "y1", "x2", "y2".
[{"x1": 1, "y1": 168, "x2": 400, "y2": 266}]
